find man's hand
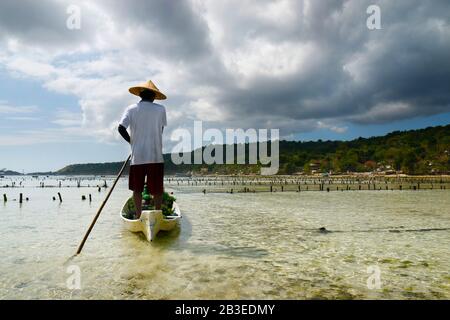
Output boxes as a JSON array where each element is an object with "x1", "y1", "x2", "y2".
[{"x1": 118, "y1": 125, "x2": 131, "y2": 144}]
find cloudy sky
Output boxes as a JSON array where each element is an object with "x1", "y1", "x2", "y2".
[{"x1": 0, "y1": 0, "x2": 449, "y2": 172}]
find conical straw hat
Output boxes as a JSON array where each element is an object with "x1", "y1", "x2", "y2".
[{"x1": 128, "y1": 80, "x2": 167, "y2": 100}]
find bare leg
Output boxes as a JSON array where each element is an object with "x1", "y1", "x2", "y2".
[
  {"x1": 133, "y1": 191, "x2": 142, "y2": 219},
  {"x1": 154, "y1": 193, "x2": 163, "y2": 210}
]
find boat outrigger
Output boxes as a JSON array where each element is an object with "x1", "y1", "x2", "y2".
[{"x1": 120, "y1": 187, "x2": 181, "y2": 242}]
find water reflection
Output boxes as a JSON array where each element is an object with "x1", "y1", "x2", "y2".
[{"x1": 0, "y1": 177, "x2": 449, "y2": 299}]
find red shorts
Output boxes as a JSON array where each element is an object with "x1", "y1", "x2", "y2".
[{"x1": 129, "y1": 163, "x2": 164, "y2": 195}]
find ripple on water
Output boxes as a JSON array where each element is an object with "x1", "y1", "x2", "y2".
[{"x1": 0, "y1": 180, "x2": 449, "y2": 299}]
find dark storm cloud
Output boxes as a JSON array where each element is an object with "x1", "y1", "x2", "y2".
[
  {"x1": 0, "y1": 0, "x2": 98, "y2": 48},
  {"x1": 211, "y1": 0, "x2": 450, "y2": 130},
  {"x1": 102, "y1": 0, "x2": 213, "y2": 61}
]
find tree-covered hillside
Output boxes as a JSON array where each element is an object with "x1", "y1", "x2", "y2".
[
  {"x1": 57, "y1": 162, "x2": 127, "y2": 176},
  {"x1": 0, "y1": 169, "x2": 22, "y2": 176},
  {"x1": 278, "y1": 125, "x2": 450, "y2": 175},
  {"x1": 55, "y1": 124, "x2": 450, "y2": 176}
]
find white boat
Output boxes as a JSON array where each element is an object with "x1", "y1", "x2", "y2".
[{"x1": 120, "y1": 198, "x2": 181, "y2": 242}]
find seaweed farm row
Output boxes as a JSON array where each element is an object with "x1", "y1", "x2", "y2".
[
  {"x1": 2, "y1": 175, "x2": 448, "y2": 194},
  {"x1": 166, "y1": 175, "x2": 450, "y2": 193}
]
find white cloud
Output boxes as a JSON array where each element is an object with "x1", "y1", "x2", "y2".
[
  {"x1": 0, "y1": 102, "x2": 39, "y2": 114},
  {"x1": 222, "y1": 39, "x2": 317, "y2": 81},
  {"x1": 6, "y1": 57, "x2": 56, "y2": 77},
  {"x1": 317, "y1": 121, "x2": 348, "y2": 134},
  {"x1": 5, "y1": 116, "x2": 41, "y2": 121},
  {"x1": 52, "y1": 109, "x2": 83, "y2": 126},
  {"x1": 0, "y1": 127, "x2": 91, "y2": 146}
]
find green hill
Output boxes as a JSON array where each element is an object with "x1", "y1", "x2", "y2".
[
  {"x1": 0, "y1": 169, "x2": 22, "y2": 176},
  {"x1": 57, "y1": 162, "x2": 128, "y2": 176},
  {"x1": 278, "y1": 125, "x2": 450, "y2": 175},
  {"x1": 56, "y1": 124, "x2": 450, "y2": 176}
]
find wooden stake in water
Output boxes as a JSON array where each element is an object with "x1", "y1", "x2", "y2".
[{"x1": 76, "y1": 155, "x2": 130, "y2": 255}]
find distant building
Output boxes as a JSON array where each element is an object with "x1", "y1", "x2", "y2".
[{"x1": 309, "y1": 162, "x2": 320, "y2": 167}]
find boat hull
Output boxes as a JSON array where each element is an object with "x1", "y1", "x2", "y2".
[{"x1": 120, "y1": 200, "x2": 181, "y2": 242}]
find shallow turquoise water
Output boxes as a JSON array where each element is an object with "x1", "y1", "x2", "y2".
[{"x1": 0, "y1": 176, "x2": 449, "y2": 299}]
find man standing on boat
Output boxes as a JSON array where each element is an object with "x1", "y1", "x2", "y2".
[{"x1": 118, "y1": 80, "x2": 167, "y2": 218}]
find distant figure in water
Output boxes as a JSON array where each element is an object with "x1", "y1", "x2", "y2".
[{"x1": 118, "y1": 80, "x2": 167, "y2": 218}]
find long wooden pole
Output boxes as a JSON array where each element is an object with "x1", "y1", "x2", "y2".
[{"x1": 76, "y1": 155, "x2": 131, "y2": 255}]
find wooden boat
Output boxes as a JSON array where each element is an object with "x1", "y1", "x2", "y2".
[{"x1": 120, "y1": 198, "x2": 181, "y2": 242}]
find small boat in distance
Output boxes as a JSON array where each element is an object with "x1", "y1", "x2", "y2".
[{"x1": 120, "y1": 196, "x2": 181, "y2": 242}]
